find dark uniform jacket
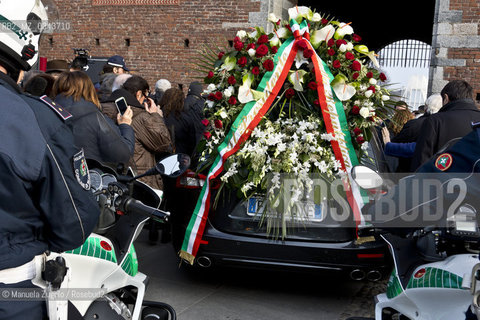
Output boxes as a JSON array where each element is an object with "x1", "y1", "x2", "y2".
[
  {"x1": 411, "y1": 98, "x2": 480, "y2": 171},
  {"x1": 0, "y1": 73, "x2": 99, "y2": 270},
  {"x1": 55, "y1": 94, "x2": 134, "y2": 165}
]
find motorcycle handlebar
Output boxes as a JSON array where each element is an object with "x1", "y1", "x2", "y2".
[{"x1": 123, "y1": 198, "x2": 170, "y2": 223}]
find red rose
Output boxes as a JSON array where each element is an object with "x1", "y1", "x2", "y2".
[
  {"x1": 352, "y1": 72, "x2": 360, "y2": 80},
  {"x1": 296, "y1": 39, "x2": 308, "y2": 50},
  {"x1": 218, "y1": 51, "x2": 225, "y2": 59},
  {"x1": 353, "y1": 127, "x2": 362, "y2": 136},
  {"x1": 356, "y1": 135, "x2": 365, "y2": 144},
  {"x1": 237, "y1": 56, "x2": 247, "y2": 67},
  {"x1": 203, "y1": 131, "x2": 212, "y2": 140},
  {"x1": 214, "y1": 119, "x2": 223, "y2": 129},
  {"x1": 233, "y1": 36, "x2": 241, "y2": 43},
  {"x1": 207, "y1": 71, "x2": 214, "y2": 78},
  {"x1": 327, "y1": 39, "x2": 335, "y2": 47},
  {"x1": 228, "y1": 96, "x2": 237, "y2": 105},
  {"x1": 263, "y1": 59, "x2": 274, "y2": 71},
  {"x1": 333, "y1": 60, "x2": 341, "y2": 69},
  {"x1": 352, "y1": 34, "x2": 362, "y2": 42},
  {"x1": 257, "y1": 34, "x2": 269, "y2": 44},
  {"x1": 285, "y1": 88, "x2": 295, "y2": 99},
  {"x1": 271, "y1": 46, "x2": 278, "y2": 54},
  {"x1": 255, "y1": 44, "x2": 269, "y2": 57},
  {"x1": 201, "y1": 119, "x2": 210, "y2": 126},
  {"x1": 214, "y1": 91, "x2": 223, "y2": 101},
  {"x1": 228, "y1": 75, "x2": 236, "y2": 85},
  {"x1": 350, "y1": 60, "x2": 361, "y2": 71},
  {"x1": 345, "y1": 52, "x2": 355, "y2": 60},
  {"x1": 247, "y1": 43, "x2": 256, "y2": 50},
  {"x1": 234, "y1": 41, "x2": 244, "y2": 51},
  {"x1": 308, "y1": 81, "x2": 317, "y2": 91},
  {"x1": 351, "y1": 105, "x2": 360, "y2": 115},
  {"x1": 336, "y1": 39, "x2": 347, "y2": 47},
  {"x1": 207, "y1": 93, "x2": 215, "y2": 101},
  {"x1": 366, "y1": 72, "x2": 373, "y2": 78},
  {"x1": 303, "y1": 49, "x2": 314, "y2": 59},
  {"x1": 368, "y1": 85, "x2": 376, "y2": 93},
  {"x1": 251, "y1": 66, "x2": 260, "y2": 75},
  {"x1": 327, "y1": 48, "x2": 336, "y2": 56},
  {"x1": 379, "y1": 73, "x2": 387, "y2": 81},
  {"x1": 276, "y1": 20, "x2": 281, "y2": 26},
  {"x1": 321, "y1": 18, "x2": 329, "y2": 25}
]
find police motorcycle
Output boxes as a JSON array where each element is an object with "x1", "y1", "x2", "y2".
[
  {"x1": 347, "y1": 165, "x2": 480, "y2": 320},
  {"x1": 31, "y1": 154, "x2": 190, "y2": 320}
]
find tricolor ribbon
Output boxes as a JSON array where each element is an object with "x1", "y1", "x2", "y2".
[{"x1": 180, "y1": 18, "x2": 367, "y2": 265}]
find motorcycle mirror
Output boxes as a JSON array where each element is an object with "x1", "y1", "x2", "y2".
[
  {"x1": 133, "y1": 154, "x2": 191, "y2": 181},
  {"x1": 153, "y1": 153, "x2": 191, "y2": 178},
  {"x1": 351, "y1": 165, "x2": 383, "y2": 190}
]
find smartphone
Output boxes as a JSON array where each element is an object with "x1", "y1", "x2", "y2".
[{"x1": 114, "y1": 97, "x2": 128, "y2": 115}]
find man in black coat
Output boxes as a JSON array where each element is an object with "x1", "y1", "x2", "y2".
[{"x1": 411, "y1": 80, "x2": 480, "y2": 171}]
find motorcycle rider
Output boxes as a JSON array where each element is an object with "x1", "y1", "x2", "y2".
[{"x1": 0, "y1": 1, "x2": 100, "y2": 319}]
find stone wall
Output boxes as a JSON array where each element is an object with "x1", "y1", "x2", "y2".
[{"x1": 429, "y1": 0, "x2": 480, "y2": 100}]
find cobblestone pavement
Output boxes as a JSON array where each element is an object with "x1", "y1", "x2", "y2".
[
  {"x1": 136, "y1": 230, "x2": 390, "y2": 320},
  {"x1": 338, "y1": 279, "x2": 388, "y2": 320}
]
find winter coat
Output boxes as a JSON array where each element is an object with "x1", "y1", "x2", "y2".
[
  {"x1": 164, "y1": 110, "x2": 203, "y2": 157},
  {"x1": 411, "y1": 98, "x2": 480, "y2": 171},
  {"x1": 391, "y1": 115, "x2": 428, "y2": 143},
  {"x1": 184, "y1": 81, "x2": 205, "y2": 120},
  {"x1": 102, "y1": 89, "x2": 172, "y2": 190},
  {"x1": 55, "y1": 94, "x2": 135, "y2": 165}
]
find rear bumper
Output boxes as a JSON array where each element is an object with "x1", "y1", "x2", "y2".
[{"x1": 195, "y1": 221, "x2": 391, "y2": 275}]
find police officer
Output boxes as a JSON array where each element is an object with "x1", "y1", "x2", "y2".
[{"x1": 0, "y1": 1, "x2": 99, "y2": 319}]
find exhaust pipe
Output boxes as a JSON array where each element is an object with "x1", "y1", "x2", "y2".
[
  {"x1": 196, "y1": 256, "x2": 212, "y2": 268},
  {"x1": 367, "y1": 270, "x2": 382, "y2": 282},
  {"x1": 350, "y1": 269, "x2": 366, "y2": 281}
]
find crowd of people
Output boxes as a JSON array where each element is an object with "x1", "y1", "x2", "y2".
[
  {"x1": 20, "y1": 54, "x2": 206, "y2": 191},
  {"x1": 379, "y1": 79, "x2": 480, "y2": 173}
]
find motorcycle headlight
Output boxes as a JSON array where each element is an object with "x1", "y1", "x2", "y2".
[{"x1": 449, "y1": 204, "x2": 478, "y2": 235}]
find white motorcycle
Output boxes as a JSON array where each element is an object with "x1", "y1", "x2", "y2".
[
  {"x1": 348, "y1": 166, "x2": 480, "y2": 320},
  {"x1": 31, "y1": 154, "x2": 190, "y2": 320}
]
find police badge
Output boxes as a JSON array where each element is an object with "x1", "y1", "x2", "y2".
[{"x1": 73, "y1": 149, "x2": 91, "y2": 190}]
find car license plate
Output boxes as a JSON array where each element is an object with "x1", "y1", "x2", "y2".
[{"x1": 247, "y1": 197, "x2": 324, "y2": 222}]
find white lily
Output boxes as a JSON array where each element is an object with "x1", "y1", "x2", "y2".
[
  {"x1": 288, "y1": 70, "x2": 307, "y2": 91},
  {"x1": 268, "y1": 13, "x2": 278, "y2": 24},
  {"x1": 331, "y1": 74, "x2": 356, "y2": 101},
  {"x1": 311, "y1": 12, "x2": 321, "y2": 22},
  {"x1": 354, "y1": 45, "x2": 380, "y2": 68},
  {"x1": 311, "y1": 25, "x2": 335, "y2": 48},
  {"x1": 294, "y1": 50, "x2": 309, "y2": 69},
  {"x1": 288, "y1": 6, "x2": 313, "y2": 22},
  {"x1": 334, "y1": 22, "x2": 354, "y2": 39},
  {"x1": 222, "y1": 56, "x2": 236, "y2": 71}
]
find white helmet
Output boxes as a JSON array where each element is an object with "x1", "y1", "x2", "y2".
[{"x1": 0, "y1": 0, "x2": 48, "y2": 72}]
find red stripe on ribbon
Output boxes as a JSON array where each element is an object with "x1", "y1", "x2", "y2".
[
  {"x1": 308, "y1": 41, "x2": 362, "y2": 230},
  {"x1": 190, "y1": 43, "x2": 300, "y2": 257}
]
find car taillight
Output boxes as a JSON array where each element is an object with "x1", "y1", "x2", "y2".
[{"x1": 176, "y1": 170, "x2": 206, "y2": 189}]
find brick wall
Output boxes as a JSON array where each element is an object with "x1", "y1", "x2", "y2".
[
  {"x1": 39, "y1": 0, "x2": 263, "y2": 89},
  {"x1": 429, "y1": 0, "x2": 480, "y2": 101}
]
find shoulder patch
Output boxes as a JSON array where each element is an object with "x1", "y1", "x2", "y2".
[
  {"x1": 73, "y1": 149, "x2": 91, "y2": 190},
  {"x1": 39, "y1": 95, "x2": 72, "y2": 121},
  {"x1": 435, "y1": 153, "x2": 453, "y2": 171}
]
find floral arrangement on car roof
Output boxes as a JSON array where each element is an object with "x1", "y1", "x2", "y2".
[{"x1": 180, "y1": 6, "x2": 392, "y2": 260}]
